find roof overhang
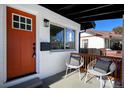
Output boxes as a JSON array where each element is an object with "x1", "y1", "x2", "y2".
[{"x1": 40, "y1": 4, "x2": 124, "y2": 30}]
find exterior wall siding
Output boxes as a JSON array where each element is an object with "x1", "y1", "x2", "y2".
[{"x1": 80, "y1": 33, "x2": 105, "y2": 49}]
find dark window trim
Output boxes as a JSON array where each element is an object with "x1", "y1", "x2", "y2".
[{"x1": 50, "y1": 23, "x2": 76, "y2": 51}]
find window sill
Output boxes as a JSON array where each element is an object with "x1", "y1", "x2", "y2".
[{"x1": 50, "y1": 49, "x2": 77, "y2": 52}]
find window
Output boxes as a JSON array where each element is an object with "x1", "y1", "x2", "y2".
[
  {"x1": 50, "y1": 24, "x2": 64, "y2": 49},
  {"x1": 105, "y1": 39, "x2": 109, "y2": 48},
  {"x1": 13, "y1": 14, "x2": 19, "y2": 29},
  {"x1": 12, "y1": 13, "x2": 32, "y2": 31},
  {"x1": 50, "y1": 24, "x2": 76, "y2": 50},
  {"x1": 65, "y1": 28, "x2": 75, "y2": 49},
  {"x1": 13, "y1": 15, "x2": 19, "y2": 21},
  {"x1": 82, "y1": 39, "x2": 88, "y2": 48},
  {"x1": 13, "y1": 22, "x2": 19, "y2": 28},
  {"x1": 20, "y1": 17, "x2": 25, "y2": 23}
]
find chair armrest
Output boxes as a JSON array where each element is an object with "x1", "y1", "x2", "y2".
[{"x1": 87, "y1": 59, "x2": 97, "y2": 69}]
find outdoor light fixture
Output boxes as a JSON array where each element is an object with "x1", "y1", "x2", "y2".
[{"x1": 44, "y1": 19, "x2": 49, "y2": 27}]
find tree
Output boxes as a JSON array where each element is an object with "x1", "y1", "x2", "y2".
[{"x1": 112, "y1": 26, "x2": 123, "y2": 34}]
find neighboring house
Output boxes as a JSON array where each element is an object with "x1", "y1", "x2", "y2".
[{"x1": 80, "y1": 29, "x2": 122, "y2": 50}]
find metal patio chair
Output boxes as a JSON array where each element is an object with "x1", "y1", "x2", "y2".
[
  {"x1": 65, "y1": 54, "x2": 84, "y2": 80},
  {"x1": 84, "y1": 58, "x2": 116, "y2": 88}
]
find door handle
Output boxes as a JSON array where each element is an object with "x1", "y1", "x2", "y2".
[{"x1": 32, "y1": 42, "x2": 36, "y2": 58}]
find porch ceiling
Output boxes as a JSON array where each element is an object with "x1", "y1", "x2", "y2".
[{"x1": 40, "y1": 4, "x2": 124, "y2": 30}]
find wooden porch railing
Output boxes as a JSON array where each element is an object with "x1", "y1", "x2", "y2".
[{"x1": 71, "y1": 53, "x2": 122, "y2": 84}]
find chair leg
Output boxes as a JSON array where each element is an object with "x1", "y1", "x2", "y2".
[
  {"x1": 108, "y1": 77, "x2": 113, "y2": 88},
  {"x1": 84, "y1": 72, "x2": 88, "y2": 83},
  {"x1": 78, "y1": 68, "x2": 81, "y2": 80},
  {"x1": 69, "y1": 68, "x2": 71, "y2": 73},
  {"x1": 65, "y1": 67, "x2": 69, "y2": 78},
  {"x1": 100, "y1": 76, "x2": 104, "y2": 88}
]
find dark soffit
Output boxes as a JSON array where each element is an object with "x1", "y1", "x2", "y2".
[{"x1": 39, "y1": 4, "x2": 124, "y2": 29}]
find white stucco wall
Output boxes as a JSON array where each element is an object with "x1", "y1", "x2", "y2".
[
  {"x1": 80, "y1": 33, "x2": 105, "y2": 49},
  {"x1": 0, "y1": 5, "x2": 6, "y2": 87},
  {"x1": 0, "y1": 4, "x2": 80, "y2": 87}
]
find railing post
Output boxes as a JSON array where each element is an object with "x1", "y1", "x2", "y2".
[{"x1": 122, "y1": 15, "x2": 124, "y2": 88}]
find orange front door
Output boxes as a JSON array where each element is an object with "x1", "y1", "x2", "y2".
[{"x1": 7, "y1": 7, "x2": 36, "y2": 80}]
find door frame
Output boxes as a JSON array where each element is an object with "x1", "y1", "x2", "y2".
[{"x1": 3, "y1": 5, "x2": 40, "y2": 85}]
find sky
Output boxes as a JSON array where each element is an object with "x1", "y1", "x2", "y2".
[{"x1": 94, "y1": 18, "x2": 122, "y2": 32}]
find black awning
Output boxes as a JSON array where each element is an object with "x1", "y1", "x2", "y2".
[{"x1": 40, "y1": 4, "x2": 124, "y2": 30}]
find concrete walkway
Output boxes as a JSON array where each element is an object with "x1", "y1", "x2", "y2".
[{"x1": 42, "y1": 71, "x2": 121, "y2": 88}]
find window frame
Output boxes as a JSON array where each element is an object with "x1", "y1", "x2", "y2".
[
  {"x1": 12, "y1": 13, "x2": 32, "y2": 31},
  {"x1": 50, "y1": 23, "x2": 65, "y2": 50},
  {"x1": 50, "y1": 23, "x2": 76, "y2": 51},
  {"x1": 65, "y1": 28, "x2": 76, "y2": 50},
  {"x1": 82, "y1": 39, "x2": 88, "y2": 48}
]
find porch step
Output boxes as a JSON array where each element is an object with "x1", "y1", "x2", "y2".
[{"x1": 9, "y1": 78, "x2": 43, "y2": 88}]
